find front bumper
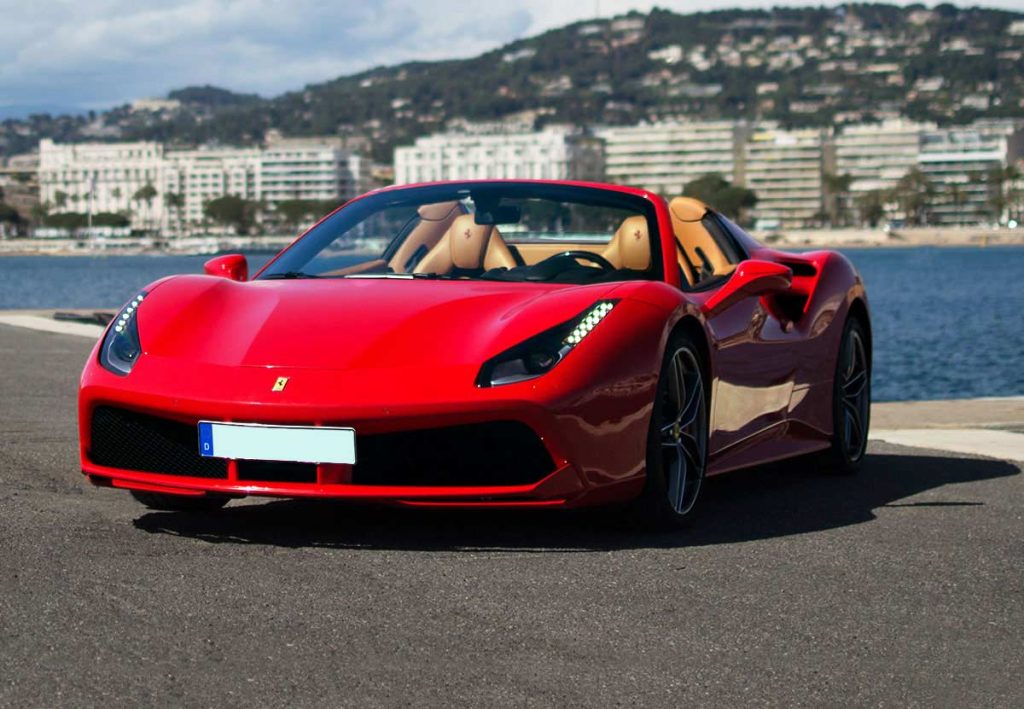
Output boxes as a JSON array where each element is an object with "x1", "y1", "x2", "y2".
[
  {"x1": 82, "y1": 402, "x2": 589, "y2": 506},
  {"x1": 79, "y1": 320, "x2": 657, "y2": 508}
]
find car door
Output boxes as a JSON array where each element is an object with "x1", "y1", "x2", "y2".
[{"x1": 671, "y1": 209, "x2": 799, "y2": 467}]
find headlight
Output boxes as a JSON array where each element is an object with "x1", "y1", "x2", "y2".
[
  {"x1": 99, "y1": 291, "x2": 147, "y2": 375},
  {"x1": 477, "y1": 300, "x2": 618, "y2": 387}
]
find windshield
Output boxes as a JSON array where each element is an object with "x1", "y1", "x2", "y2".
[{"x1": 258, "y1": 183, "x2": 661, "y2": 285}]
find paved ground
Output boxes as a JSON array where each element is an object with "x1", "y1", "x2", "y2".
[{"x1": 1, "y1": 324, "x2": 1022, "y2": 707}]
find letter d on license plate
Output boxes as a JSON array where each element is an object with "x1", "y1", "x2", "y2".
[{"x1": 198, "y1": 421, "x2": 356, "y2": 464}]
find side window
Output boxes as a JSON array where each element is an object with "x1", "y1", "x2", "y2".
[
  {"x1": 675, "y1": 215, "x2": 739, "y2": 286},
  {"x1": 702, "y1": 215, "x2": 745, "y2": 266}
]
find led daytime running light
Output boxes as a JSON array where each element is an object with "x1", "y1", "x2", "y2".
[
  {"x1": 563, "y1": 301, "x2": 615, "y2": 347},
  {"x1": 113, "y1": 293, "x2": 145, "y2": 334}
]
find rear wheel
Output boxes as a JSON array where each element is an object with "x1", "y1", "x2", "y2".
[
  {"x1": 821, "y1": 316, "x2": 871, "y2": 473},
  {"x1": 633, "y1": 333, "x2": 709, "y2": 528},
  {"x1": 130, "y1": 491, "x2": 229, "y2": 512}
]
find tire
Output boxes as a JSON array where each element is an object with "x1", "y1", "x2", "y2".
[
  {"x1": 820, "y1": 316, "x2": 871, "y2": 474},
  {"x1": 130, "y1": 490, "x2": 230, "y2": 512},
  {"x1": 631, "y1": 331, "x2": 710, "y2": 529}
]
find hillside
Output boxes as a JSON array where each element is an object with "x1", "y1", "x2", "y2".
[{"x1": 2, "y1": 3, "x2": 1023, "y2": 162}]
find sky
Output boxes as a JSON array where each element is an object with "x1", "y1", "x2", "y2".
[{"x1": 1, "y1": 0, "x2": 1022, "y2": 117}]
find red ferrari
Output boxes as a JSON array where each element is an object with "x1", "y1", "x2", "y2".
[{"x1": 79, "y1": 181, "x2": 871, "y2": 527}]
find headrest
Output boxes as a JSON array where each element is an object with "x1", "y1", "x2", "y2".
[
  {"x1": 447, "y1": 214, "x2": 497, "y2": 270},
  {"x1": 418, "y1": 201, "x2": 460, "y2": 221},
  {"x1": 669, "y1": 196, "x2": 708, "y2": 223},
  {"x1": 610, "y1": 215, "x2": 651, "y2": 271}
]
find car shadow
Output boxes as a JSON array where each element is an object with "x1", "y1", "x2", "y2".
[{"x1": 132, "y1": 452, "x2": 1020, "y2": 552}]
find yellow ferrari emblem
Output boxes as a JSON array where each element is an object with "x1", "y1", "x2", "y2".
[{"x1": 272, "y1": 376, "x2": 289, "y2": 392}]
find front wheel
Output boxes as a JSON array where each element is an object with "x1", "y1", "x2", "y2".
[
  {"x1": 632, "y1": 333, "x2": 709, "y2": 529},
  {"x1": 130, "y1": 490, "x2": 229, "y2": 512}
]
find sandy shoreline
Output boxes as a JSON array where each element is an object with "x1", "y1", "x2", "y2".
[{"x1": 1, "y1": 227, "x2": 1022, "y2": 256}]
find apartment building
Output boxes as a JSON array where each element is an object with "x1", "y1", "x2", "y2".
[
  {"x1": 834, "y1": 119, "x2": 932, "y2": 196},
  {"x1": 393, "y1": 126, "x2": 603, "y2": 185},
  {"x1": 161, "y1": 147, "x2": 261, "y2": 228},
  {"x1": 39, "y1": 139, "x2": 166, "y2": 229},
  {"x1": 597, "y1": 121, "x2": 747, "y2": 196},
  {"x1": 917, "y1": 120, "x2": 1024, "y2": 225},
  {"x1": 259, "y1": 132, "x2": 363, "y2": 206},
  {"x1": 39, "y1": 136, "x2": 365, "y2": 233},
  {"x1": 743, "y1": 126, "x2": 829, "y2": 229}
]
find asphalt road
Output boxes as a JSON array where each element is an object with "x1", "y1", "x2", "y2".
[{"x1": 1, "y1": 324, "x2": 1021, "y2": 707}]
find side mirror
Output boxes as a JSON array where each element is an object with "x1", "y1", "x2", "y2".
[
  {"x1": 701, "y1": 260, "x2": 792, "y2": 317},
  {"x1": 203, "y1": 254, "x2": 248, "y2": 282}
]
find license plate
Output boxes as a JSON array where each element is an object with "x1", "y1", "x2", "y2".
[{"x1": 198, "y1": 421, "x2": 356, "y2": 464}]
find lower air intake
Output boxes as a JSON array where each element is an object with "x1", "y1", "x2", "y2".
[
  {"x1": 353, "y1": 421, "x2": 554, "y2": 487},
  {"x1": 89, "y1": 406, "x2": 227, "y2": 479}
]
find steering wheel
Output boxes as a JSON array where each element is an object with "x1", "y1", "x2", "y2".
[{"x1": 544, "y1": 250, "x2": 616, "y2": 272}]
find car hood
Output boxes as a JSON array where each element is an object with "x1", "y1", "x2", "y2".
[{"x1": 137, "y1": 275, "x2": 626, "y2": 371}]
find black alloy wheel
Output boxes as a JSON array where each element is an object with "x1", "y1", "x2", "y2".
[{"x1": 635, "y1": 333, "x2": 709, "y2": 528}]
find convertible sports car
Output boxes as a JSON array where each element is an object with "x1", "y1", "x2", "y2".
[{"x1": 79, "y1": 180, "x2": 871, "y2": 527}]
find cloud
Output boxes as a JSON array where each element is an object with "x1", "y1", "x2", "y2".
[{"x1": 0, "y1": 0, "x2": 1019, "y2": 113}]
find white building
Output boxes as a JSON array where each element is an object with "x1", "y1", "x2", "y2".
[
  {"x1": 259, "y1": 133, "x2": 363, "y2": 206},
  {"x1": 162, "y1": 147, "x2": 261, "y2": 229},
  {"x1": 597, "y1": 121, "x2": 746, "y2": 196},
  {"x1": 39, "y1": 139, "x2": 166, "y2": 229},
  {"x1": 743, "y1": 126, "x2": 828, "y2": 229},
  {"x1": 393, "y1": 126, "x2": 603, "y2": 185},
  {"x1": 39, "y1": 135, "x2": 365, "y2": 234},
  {"x1": 917, "y1": 121, "x2": 1024, "y2": 225},
  {"x1": 834, "y1": 119, "x2": 933, "y2": 196}
]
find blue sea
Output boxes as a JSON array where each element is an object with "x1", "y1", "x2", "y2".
[{"x1": 1, "y1": 247, "x2": 1022, "y2": 402}]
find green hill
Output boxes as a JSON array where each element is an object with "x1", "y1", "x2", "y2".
[{"x1": 2, "y1": 3, "x2": 1023, "y2": 161}]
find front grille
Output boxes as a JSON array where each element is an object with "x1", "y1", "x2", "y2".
[
  {"x1": 90, "y1": 408, "x2": 554, "y2": 489},
  {"x1": 353, "y1": 421, "x2": 554, "y2": 487},
  {"x1": 236, "y1": 460, "x2": 317, "y2": 484},
  {"x1": 89, "y1": 406, "x2": 227, "y2": 479}
]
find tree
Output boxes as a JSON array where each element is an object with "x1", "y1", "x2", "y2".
[
  {"x1": 165, "y1": 192, "x2": 185, "y2": 235},
  {"x1": 856, "y1": 190, "x2": 886, "y2": 227},
  {"x1": 892, "y1": 168, "x2": 933, "y2": 226},
  {"x1": 132, "y1": 183, "x2": 158, "y2": 232},
  {"x1": 54, "y1": 191, "x2": 68, "y2": 210},
  {"x1": 683, "y1": 174, "x2": 757, "y2": 221},
  {"x1": 823, "y1": 172, "x2": 853, "y2": 227},
  {"x1": 0, "y1": 202, "x2": 21, "y2": 224},
  {"x1": 275, "y1": 199, "x2": 330, "y2": 230},
  {"x1": 944, "y1": 182, "x2": 969, "y2": 227},
  {"x1": 204, "y1": 195, "x2": 255, "y2": 233}
]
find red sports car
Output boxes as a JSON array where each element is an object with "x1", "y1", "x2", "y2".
[{"x1": 79, "y1": 180, "x2": 870, "y2": 527}]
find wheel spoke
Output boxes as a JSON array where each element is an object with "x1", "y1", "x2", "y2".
[
  {"x1": 671, "y1": 354, "x2": 687, "y2": 412},
  {"x1": 678, "y1": 376, "x2": 702, "y2": 428},
  {"x1": 842, "y1": 370, "x2": 867, "y2": 398},
  {"x1": 679, "y1": 431, "x2": 702, "y2": 469},
  {"x1": 666, "y1": 448, "x2": 687, "y2": 513}
]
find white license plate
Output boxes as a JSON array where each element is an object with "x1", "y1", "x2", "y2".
[{"x1": 197, "y1": 421, "x2": 356, "y2": 464}]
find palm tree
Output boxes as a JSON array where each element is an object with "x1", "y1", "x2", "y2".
[
  {"x1": 823, "y1": 172, "x2": 853, "y2": 227},
  {"x1": 893, "y1": 168, "x2": 933, "y2": 226},
  {"x1": 132, "y1": 183, "x2": 158, "y2": 232},
  {"x1": 945, "y1": 182, "x2": 968, "y2": 227},
  {"x1": 165, "y1": 192, "x2": 185, "y2": 236}
]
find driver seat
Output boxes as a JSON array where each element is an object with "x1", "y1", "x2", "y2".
[
  {"x1": 601, "y1": 215, "x2": 651, "y2": 271},
  {"x1": 413, "y1": 214, "x2": 517, "y2": 275}
]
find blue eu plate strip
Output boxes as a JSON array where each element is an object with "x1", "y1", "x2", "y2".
[{"x1": 198, "y1": 422, "x2": 215, "y2": 458}]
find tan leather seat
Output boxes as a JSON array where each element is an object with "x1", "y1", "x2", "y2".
[
  {"x1": 389, "y1": 201, "x2": 463, "y2": 273},
  {"x1": 668, "y1": 197, "x2": 735, "y2": 281},
  {"x1": 601, "y1": 215, "x2": 652, "y2": 271},
  {"x1": 413, "y1": 213, "x2": 517, "y2": 275}
]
